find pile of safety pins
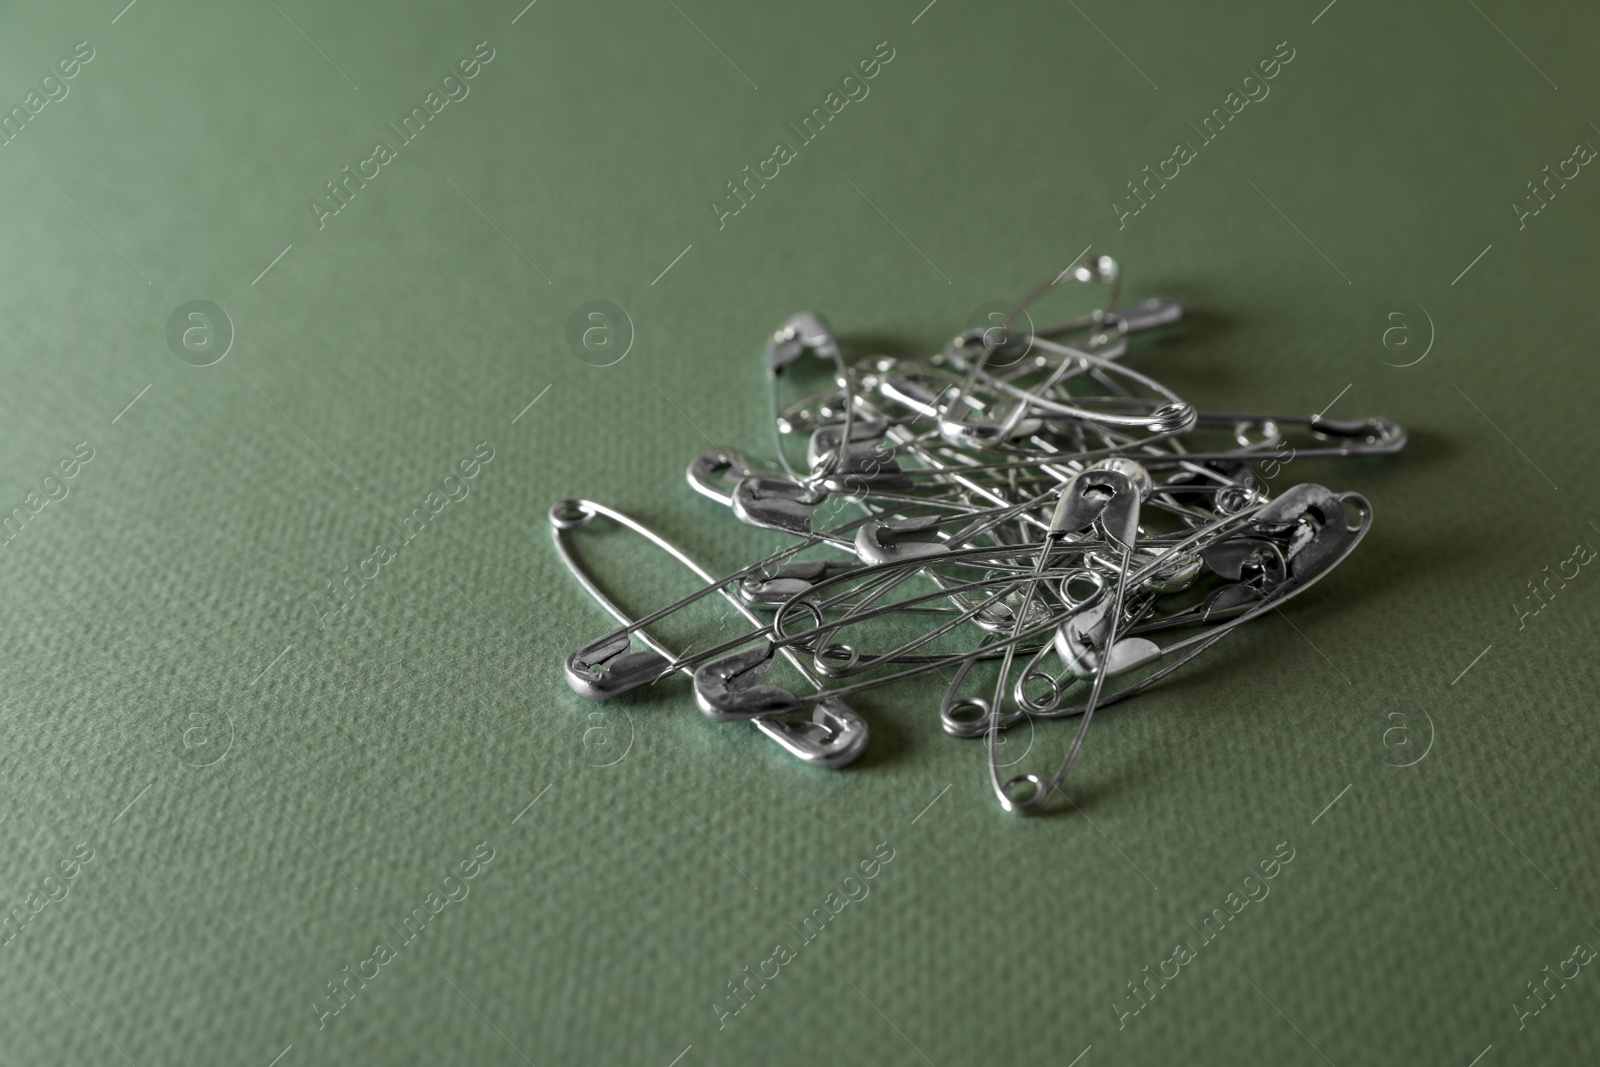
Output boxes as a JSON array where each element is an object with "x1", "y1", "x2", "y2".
[{"x1": 551, "y1": 253, "x2": 1406, "y2": 814}]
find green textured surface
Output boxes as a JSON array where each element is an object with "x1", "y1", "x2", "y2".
[{"x1": 2, "y1": 0, "x2": 1598, "y2": 1064}]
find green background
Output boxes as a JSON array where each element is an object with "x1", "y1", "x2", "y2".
[{"x1": 2, "y1": 0, "x2": 1597, "y2": 1063}]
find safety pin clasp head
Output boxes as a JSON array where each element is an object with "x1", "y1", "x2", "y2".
[
  {"x1": 936, "y1": 394, "x2": 1007, "y2": 449},
  {"x1": 1054, "y1": 627, "x2": 1162, "y2": 680},
  {"x1": 686, "y1": 449, "x2": 757, "y2": 507},
  {"x1": 765, "y1": 312, "x2": 841, "y2": 375},
  {"x1": 854, "y1": 516, "x2": 948, "y2": 565},
  {"x1": 1050, "y1": 577, "x2": 1160, "y2": 680},
  {"x1": 1308, "y1": 414, "x2": 1407, "y2": 453},
  {"x1": 739, "y1": 561, "x2": 832, "y2": 606},
  {"x1": 693, "y1": 642, "x2": 805, "y2": 721},
  {"x1": 806, "y1": 419, "x2": 887, "y2": 467},
  {"x1": 1252, "y1": 483, "x2": 1349, "y2": 580},
  {"x1": 564, "y1": 632, "x2": 672, "y2": 700},
  {"x1": 753, "y1": 699, "x2": 869, "y2": 768},
  {"x1": 730, "y1": 476, "x2": 827, "y2": 537},
  {"x1": 1050, "y1": 468, "x2": 1139, "y2": 549}
]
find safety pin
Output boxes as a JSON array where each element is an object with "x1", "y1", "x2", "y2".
[
  {"x1": 561, "y1": 489, "x2": 903, "y2": 700},
  {"x1": 558, "y1": 484, "x2": 1044, "y2": 700},
  {"x1": 1018, "y1": 490, "x2": 1374, "y2": 723},
  {"x1": 947, "y1": 483, "x2": 1273, "y2": 735},
  {"x1": 583, "y1": 492, "x2": 1065, "y2": 695},
  {"x1": 941, "y1": 295, "x2": 1182, "y2": 369},
  {"x1": 975, "y1": 487, "x2": 1371, "y2": 743},
  {"x1": 965, "y1": 338, "x2": 1198, "y2": 435},
  {"x1": 985, "y1": 464, "x2": 1147, "y2": 813},
  {"x1": 774, "y1": 486, "x2": 1097, "y2": 623},
  {"x1": 1172, "y1": 412, "x2": 1407, "y2": 461},
  {"x1": 780, "y1": 369, "x2": 1093, "y2": 510},
  {"x1": 699, "y1": 514, "x2": 1142, "y2": 708},
  {"x1": 692, "y1": 566, "x2": 1110, "y2": 720},
  {"x1": 940, "y1": 253, "x2": 1128, "y2": 438},
  {"x1": 799, "y1": 570, "x2": 1071, "y2": 679},
  {"x1": 550, "y1": 498, "x2": 868, "y2": 767},
  {"x1": 759, "y1": 484, "x2": 1153, "y2": 680},
  {"x1": 976, "y1": 471, "x2": 1109, "y2": 765},
  {"x1": 765, "y1": 312, "x2": 861, "y2": 483}
]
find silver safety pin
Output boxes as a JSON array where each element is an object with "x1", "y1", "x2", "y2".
[{"x1": 550, "y1": 498, "x2": 867, "y2": 768}]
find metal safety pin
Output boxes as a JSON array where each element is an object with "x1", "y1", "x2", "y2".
[
  {"x1": 944, "y1": 497, "x2": 1270, "y2": 735},
  {"x1": 962, "y1": 337, "x2": 1199, "y2": 437},
  {"x1": 550, "y1": 498, "x2": 867, "y2": 768},
  {"x1": 1017, "y1": 489, "x2": 1374, "y2": 723},
  {"x1": 1177, "y1": 412, "x2": 1407, "y2": 460},
  {"x1": 765, "y1": 312, "x2": 861, "y2": 483},
  {"x1": 692, "y1": 547, "x2": 1121, "y2": 720},
  {"x1": 968, "y1": 487, "x2": 1371, "y2": 742},
  {"x1": 986, "y1": 465, "x2": 1149, "y2": 813},
  {"x1": 558, "y1": 490, "x2": 897, "y2": 699},
  {"x1": 940, "y1": 252, "x2": 1125, "y2": 439},
  {"x1": 567, "y1": 483, "x2": 1063, "y2": 696}
]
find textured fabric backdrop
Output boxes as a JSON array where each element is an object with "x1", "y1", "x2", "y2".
[{"x1": 1, "y1": 0, "x2": 1596, "y2": 1064}]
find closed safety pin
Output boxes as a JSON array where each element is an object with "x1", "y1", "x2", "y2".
[
  {"x1": 765, "y1": 312, "x2": 860, "y2": 483},
  {"x1": 1022, "y1": 489, "x2": 1375, "y2": 731},
  {"x1": 987, "y1": 485, "x2": 1373, "y2": 811},
  {"x1": 990, "y1": 465, "x2": 1147, "y2": 813},
  {"x1": 550, "y1": 498, "x2": 868, "y2": 768}
]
